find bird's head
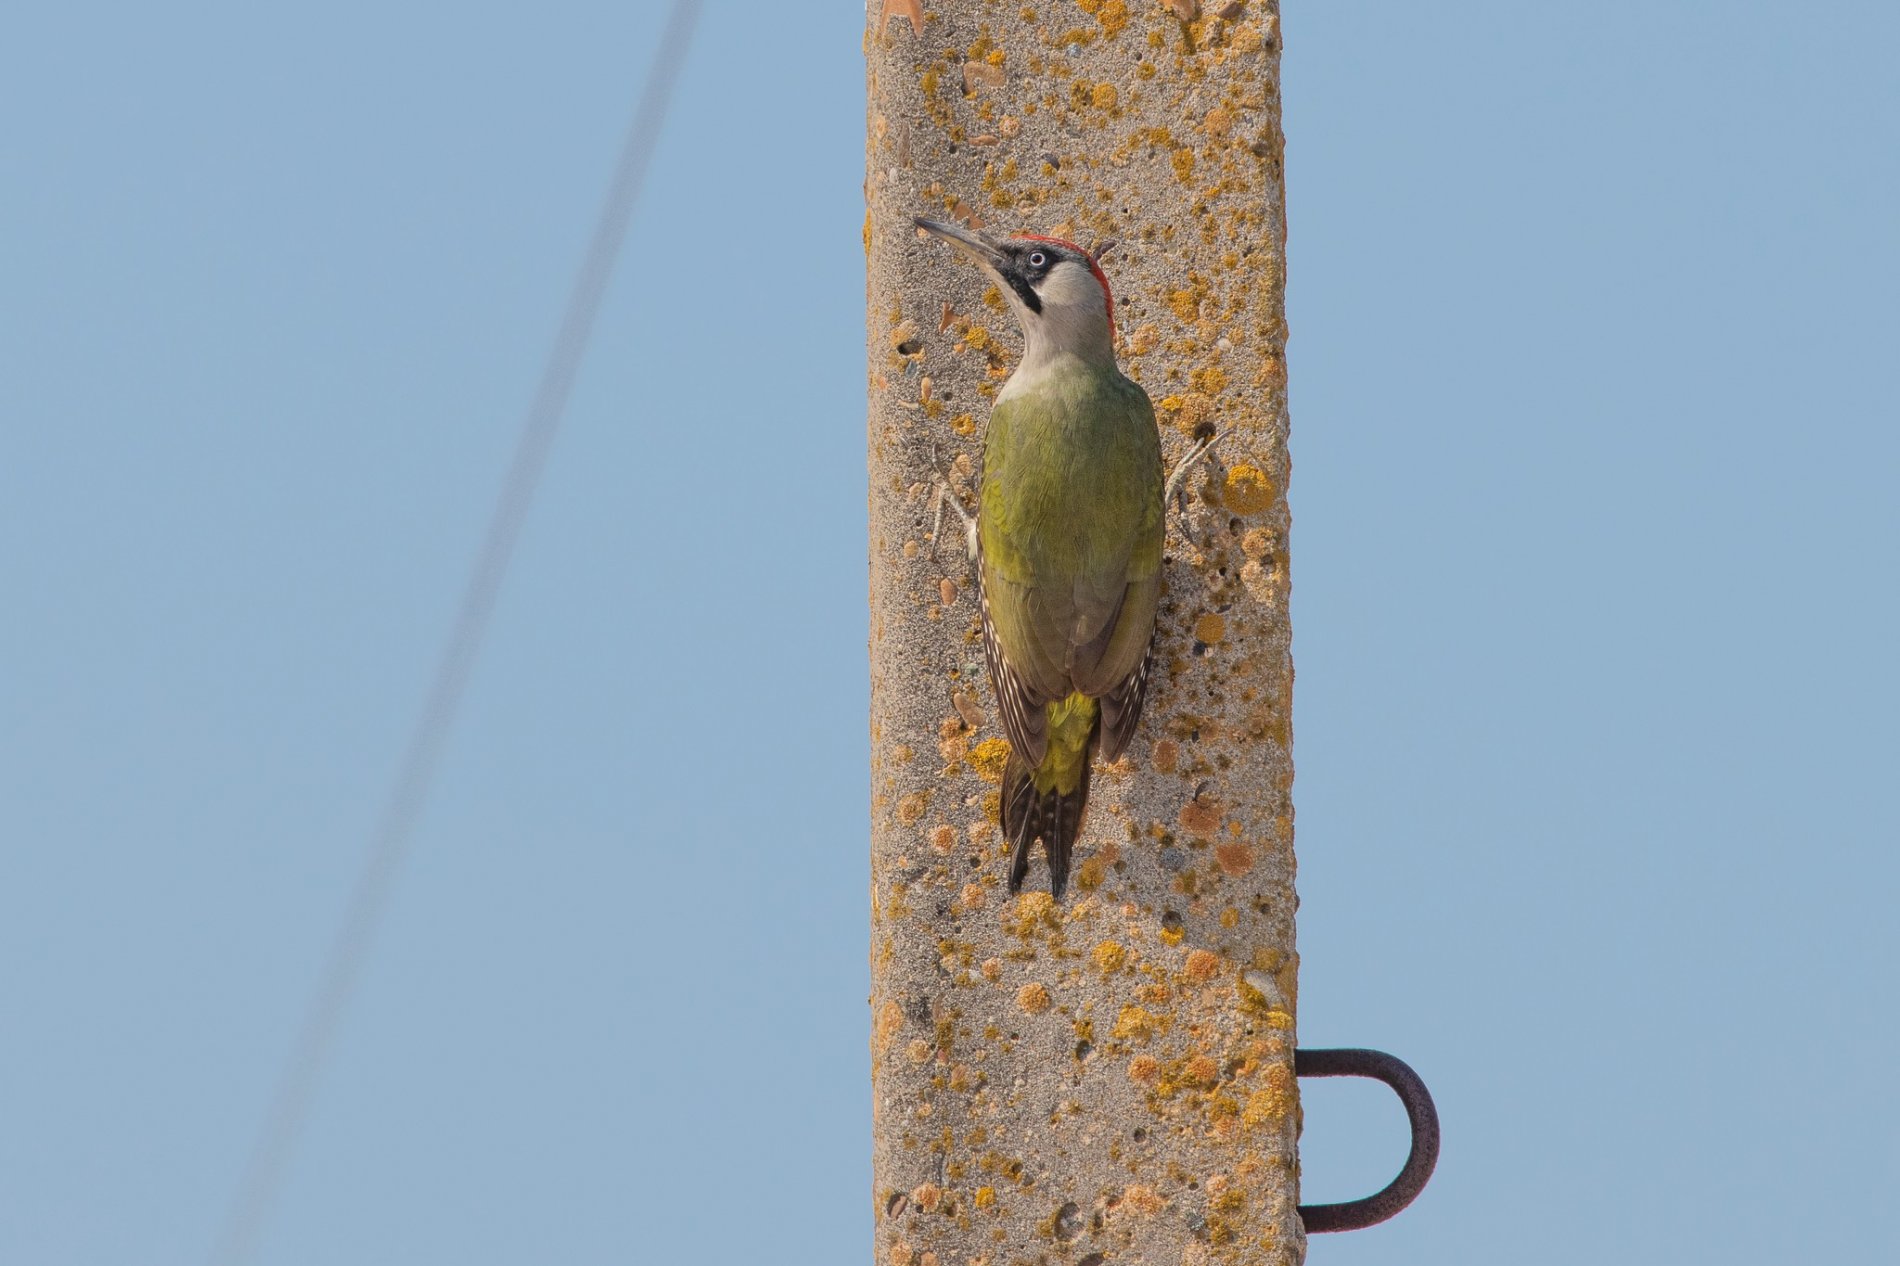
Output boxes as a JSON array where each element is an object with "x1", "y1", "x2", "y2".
[{"x1": 916, "y1": 217, "x2": 1116, "y2": 363}]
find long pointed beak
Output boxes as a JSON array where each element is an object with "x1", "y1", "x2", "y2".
[{"x1": 915, "y1": 216, "x2": 1008, "y2": 274}]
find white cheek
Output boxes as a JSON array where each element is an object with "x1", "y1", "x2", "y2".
[{"x1": 1039, "y1": 261, "x2": 1106, "y2": 315}]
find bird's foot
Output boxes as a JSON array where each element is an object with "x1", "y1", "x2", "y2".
[
  {"x1": 1164, "y1": 425, "x2": 1232, "y2": 541},
  {"x1": 931, "y1": 469, "x2": 978, "y2": 562}
]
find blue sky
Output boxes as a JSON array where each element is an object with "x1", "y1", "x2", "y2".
[{"x1": 2, "y1": 2, "x2": 1895, "y2": 1262}]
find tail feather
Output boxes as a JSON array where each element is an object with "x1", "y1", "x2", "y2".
[{"x1": 1001, "y1": 725, "x2": 1099, "y2": 899}]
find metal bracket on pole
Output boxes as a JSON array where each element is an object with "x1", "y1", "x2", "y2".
[{"x1": 1294, "y1": 1047, "x2": 1440, "y2": 1233}]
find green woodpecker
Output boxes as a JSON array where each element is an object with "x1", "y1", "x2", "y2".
[{"x1": 917, "y1": 218, "x2": 1216, "y2": 897}]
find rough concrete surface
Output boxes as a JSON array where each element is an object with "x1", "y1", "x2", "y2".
[{"x1": 866, "y1": 3, "x2": 1299, "y2": 1262}]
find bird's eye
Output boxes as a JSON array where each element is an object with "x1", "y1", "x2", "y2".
[{"x1": 1028, "y1": 251, "x2": 1048, "y2": 268}]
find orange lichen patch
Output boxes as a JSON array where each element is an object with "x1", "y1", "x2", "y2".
[
  {"x1": 907, "y1": 1038, "x2": 935, "y2": 1064},
  {"x1": 1112, "y1": 1004, "x2": 1161, "y2": 1041},
  {"x1": 1203, "y1": 105, "x2": 1233, "y2": 138},
  {"x1": 912, "y1": 1182, "x2": 943, "y2": 1213},
  {"x1": 1214, "y1": 841, "x2": 1255, "y2": 876},
  {"x1": 1152, "y1": 738, "x2": 1179, "y2": 773},
  {"x1": 1121, "y1": 1184, "x2": 1167, "y2": 1215},
  {"x1": 969, "y1": 737, "x2": 1011, "y2": 782},
  {"x1": 961, "y1": 882, "x2": 988, "y2": 910},
  {"x1": 1091, "y1": 82, "x2": 1119, "y2": 110},
  {"x1": 1072, "y1": 849, "x2": 1113, "y2": 891},
  {"x1": 980, "y1": 957, "x2": 1004, "y2": 982},
  {"x1": 1219, "y1": 905, "x2": 1241, "y2": 929},
  {"x1": 873, "y1": 999, "x2": 904, "y2": 1056},
  {"x1": 1243, "y1": 1065, "x2": 1296, "y2": 1127},
  {"x1": 1184, "y1": 1053, "x2": 1220, "y2": 1087},
  {"x1": 1016, "y1": 982, "x2": 1053, "y2": 1014},
  {"x1": 974, "y1": 1186, "x2": 997, "y2": 1209},
  {"x1": 1222, "y1": 463, "x2": 1275, "y2": 514},
  {"x1": 887, "y1": 1241, "x2": 915, "y2": 1266},
  {"x1": 1183, "y1": 948, "x2": 1222, "y2": 984},
  {"x1": 1193, "y1": 612, "x2": 1226, "y2": 644},
  {"x1": 1240, "y1": 527, "x2": 1273, "y2": 560},
  {"x1": 1091, "y1": 940, "x2": 1128, "y2": 972},
  {"x1": 897, "y1": 791, "x2": 929, "y2": 825},
  {"x1": 1171, "y1": 148, "x2": 1196, "y2": 182},
  {"x1": 1127, "y1": 1054, "x2": 1161, "y2": 1084},
  {"x1": 929, "y1": 825, "x2": 957, "y2": 853},
  {"x1": 1179, "y1": 796, "x2": 1221, "y2": 838}
]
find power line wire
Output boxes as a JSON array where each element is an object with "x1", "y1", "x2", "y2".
[{"x1": 207, "y1": 5, "x2": 703, "y2": 1261}]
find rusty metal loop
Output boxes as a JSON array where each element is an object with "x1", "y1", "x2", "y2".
[{"x1": 1294, "y1": 1047, "x2": 1440, "y2": 1233}]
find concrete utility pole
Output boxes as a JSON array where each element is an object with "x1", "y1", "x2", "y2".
[{"x1": 866, "y1": 3, "x2": 1298, "y2": 1263}]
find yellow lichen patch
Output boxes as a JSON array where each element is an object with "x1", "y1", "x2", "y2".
[
  {"x1": 951, "y1": 411, "x2": 976, "y2": 436},
  {"x1": 1091, "y1": 940, "x2": 1128, "y2": 972},
  {"x1": 907, "y1": 1037, "x2": 934, "y2": 1064},
  {"x1": 1152, "y1": 738, "x2": 1179, "y2": 773},
  {"x1": 1219, "y1": 905, "x2": 1241, "y2": 929},
  {"x1": 1160, "y1": 922, "x2": 1185, "y2": 947},
  {"x1": 980, "y1": 957, "x2": 1003, "y2": 982},
  {"x1": 897, "y1": 791, "x2": 929, "y2": 825},
  {"x1": 1091, "y1": 82, "x2": 1119, "y2": 110},
  {"x1": 1240, "y1": 526, "x2": 1273, "y2": 560},
  {"x1": 1263, "y1": 1008, "x2": 1294, "y2": 1030},
  {"x1": 974, "y1": 1185, "x2": 996, "y2": 1209},
  {"x1": 1127, "y1": 1054, "x2": 1160, "y2": 1084},
  {"x1": 1016, "y1": 981, "x2": 1052, "y2": 1014},
  {"x1": 887, "y1": 1241, "x2": 915, "y2": 1266},
  {"x1": 1011, "y1": 890, "x2": 1058, "y2": 935},
  {"x1": 1112, "y1": 1004, "x2": 1161, "y2": 1041},
  {"x1": 1193, "y1": 612, "x2": 1226, "y2": 644},
  {"x1": 1214, "y1": 841, "x2": 1255, "y2": 876},
  {"x1": 968, "y1": 737, "x2": 1011, "y2": 782},
  {"x1": 1179, "y1": 795, "x2": 1221, "y2": 838},
  {"x1": 1190, "y1": 364, "x2": 1228, "y2": 395},
  {"x1": 1222, "y1": 463, "x2": 1275, "y2": 514},
  {"x1": 1171, "y1": 148, "x2": 1196, "y2": 182},
  {"x1": 1183, "y1": 948, "x2": 1222, "y2": 984}
]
